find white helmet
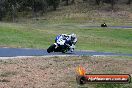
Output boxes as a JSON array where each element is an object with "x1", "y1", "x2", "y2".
[{"x1": 71, "y1": 33, "x2": 76, "y2": 41}]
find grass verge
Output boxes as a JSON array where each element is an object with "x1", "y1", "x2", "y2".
[{"x1": 0, "y1": 56, "x2": 132, "y2": 88}]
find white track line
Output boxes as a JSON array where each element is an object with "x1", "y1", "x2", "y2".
[{"x1": 0, "y1": 55, "x2": 79, "y2": 60}]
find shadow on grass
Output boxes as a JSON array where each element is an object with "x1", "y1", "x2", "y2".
[
  {"x1": 0, "y1": 71, "x2": 17, "y2": 77},
  {"x1": 0, "y1": 79, "x2": 10, "y2": 82}
]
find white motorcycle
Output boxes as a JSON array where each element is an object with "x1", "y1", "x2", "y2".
[{"x1": 47, "y1": 35, "x2": 75, "y2": 53}]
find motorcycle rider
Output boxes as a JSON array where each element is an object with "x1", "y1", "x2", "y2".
[
  {"x1": 69, "y1": 33, "x2": 77, "y2": 52},
  {"x1": 56, "y1": 33, "x2": 77, "y2": 52}
]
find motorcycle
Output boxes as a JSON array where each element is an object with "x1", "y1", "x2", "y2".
[{"x1": 47, "y1": 35, "x2": 75, "y2": 53}]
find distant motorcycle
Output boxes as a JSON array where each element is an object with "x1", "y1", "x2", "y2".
[{"x1": 47, "y1": 35, "x2": 75, "y2": 53}]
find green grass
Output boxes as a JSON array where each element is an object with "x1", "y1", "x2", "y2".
[
  {"x1": 0, "y1": 24, "x2": 56, "y2": 48},
  {"x1": 95, "y1": 83, "x2": 131, "y2": 88},
  {"x1": 0, "y1": 22, "x2": 132, "y2": 54}
]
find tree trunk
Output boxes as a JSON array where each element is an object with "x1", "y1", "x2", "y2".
[
  {"x1": 71, "y1": 0, "x2": 75, "y2": 4},
  {"x1": 66, "y1": 0, "x2": 69, "y2": 5},
  {"x1": 95, "y1": 0, "x2": 100, "y2": 5},
  {"x1": 11, "y1": 5, "x2": 16, "y2": 22},
  {"x1": 53, "y1": 0, "x2": 57, "y2": 10},
  {"x1": 32, "y1": 0, "x2": 37, "y2": 18},
  {"x1": 127, "y1": 0, "x2": 131, "y2": 4},
  {"x1": 111, "y1": 0, "x2": 114, "y2": 10}
]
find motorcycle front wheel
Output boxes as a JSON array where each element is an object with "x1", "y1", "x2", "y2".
[{"x1": 47, "y1": 44, "x2": 56, "y2": 53}]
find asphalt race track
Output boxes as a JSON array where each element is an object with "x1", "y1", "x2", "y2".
[
  {"x1": 0, "y1": 48, "x2": 132, "y2": 57},
  {"x1": 80, "y1": 25, "x2": 132, "y2": 29}
]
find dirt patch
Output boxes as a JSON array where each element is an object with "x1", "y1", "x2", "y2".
[{"x1": 0, "y1": 56, "x2": 132, "y2": 88}]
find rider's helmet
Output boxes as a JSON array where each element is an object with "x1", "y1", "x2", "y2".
[{"x1": 70, "y1": 33, "x2": 76, "y2": 41}]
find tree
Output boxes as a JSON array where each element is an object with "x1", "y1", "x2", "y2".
[
  {"x1": 127, "y1": 0, "x2": 131, "y2": 4},
  {"x1": 47, "y1": 0, "x2": 60, "y2": 10},
  {"x1": 111, "y1": 0, "x2": 114, "y2": 10},
  {"x1": 95, "y1": 0, "x2": 101, "y2": 5},
  {"x1": 0, "y1": 0, "x2": 6, "y2": 20},
  {"x1": 102, "y1": 0, "x2": 116, "y2": 10},
  {"x1": 3, "y1": 0, "x2": 18, "y2": 21},
  {"x1": 71, "y1": 0, "x2": 75, "y2": 4},
  {"x1": 32, "y1": 0, "x2": 48, "y2": 16},
  {"x1": 66, "y1": 0, "x2": 69, "y2": 5}
]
